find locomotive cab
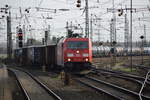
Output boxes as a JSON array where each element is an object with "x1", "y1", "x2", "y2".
[{"x1": 56, "y1": 38, "x2": 92, "y2": 70}]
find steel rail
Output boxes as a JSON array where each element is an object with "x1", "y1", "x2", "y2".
[
  {"x1": 126, "y1": 64, "x2": 150, "y2": 83},
  {"x1": 8, "y1": 68, "x2": 31, "y2": 100},
  {"x1": 85, "y1": 76, "x2": 150, "y2": 100},
  {"x1": 9, "y1": 68, "x2": 62, "y2": 100},
  {"x1": 74, "y1": 78, "x2": 124, "y2": 100},
  {"x1": 133, "y1": 64, "x2": 150, "y2": 70},
  {"x1": 91, "y1": 67, "x2": 150, "y2": 85},
  {"x1": 139, "y1": 70, "x2": 150, "y2": 100},
  {"x1": 91, "y1": 71, "x2": 142, "y2": 85}
]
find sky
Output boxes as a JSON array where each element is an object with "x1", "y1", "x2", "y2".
[{"x1": 0, "y1": 0, "x2": 150, "y2": 44}]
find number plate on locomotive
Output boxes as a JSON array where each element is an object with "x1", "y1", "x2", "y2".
[{"x1": 76, "y1": 54, "x2": 80, "y2": 57}]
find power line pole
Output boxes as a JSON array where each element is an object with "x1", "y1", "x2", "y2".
[
  {"x1": 108, "y1": 3, "x2": 135, "y2": 71},
  {"x1": 7, "y1": 11, "x2": 12, "y2": 62},
  {"x1": 70, "y1": 21, "x2": 73, "y2": 30},
  {"x1": 112, "y1": 0, "x2": 116, "y2": 43},
  {"x1": 143, "y1": 24, "x2": 146, "y2": 46},
  {"x1": 130, "y1": 0, "x2": 133, "y2": 71},
  {"x1": 110, "y1": 20, "x2": 112, "y2": 43},
  {"x1": 124, "y1": 13, "x2": 129, "y2": 53},
  {"x1": 109, "y1": 0, "x2": 117, "y2": 65},
  {"x1": 45, "y1": 30, "x2": 48, "y2": 45},
  {"x1": 110, "y1": 18, "x2": 116, "y2": 44},
  {"x1": 110, "y1": 0, "x2": 117, "y2": 68},
  {"x1": 98, "y1": 18, "x2": 101, "y2": 42},
  {"x1": 23, "y1": 25, "x2": 26, "y2": 46},
  {"x1": 66, "y1": 21, "x2": 69, "y2": 37},
  {"x1": 85, "y1": 0, "x2": 89, "y2": 38},
  {"x1": 76, "y1": 0, "x2": 89, "y2": 38},
  {"x1": 43, "y1": 30, "x2": 48, "y2": 72},
  {"x1": 48, "y1": 25, "x2": 51, "y2": 42},
  {"x1": 94, "y1": 17, "x2": 101, "y2": 42},
  {"x1": 90, "y1": 14, "x2": 93, "y2": 41}
]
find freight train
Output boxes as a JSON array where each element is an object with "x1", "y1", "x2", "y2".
[
  {"x1": 14, "y1": 37, "x2": 92, "y2": 70},
  {"x1": 92, "y1": 46, "x2": 150, "y2": 57}
]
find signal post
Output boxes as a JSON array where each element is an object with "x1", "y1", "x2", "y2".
[{"x1": 17, "y1": 28, "x2": 23, "y2": 48}]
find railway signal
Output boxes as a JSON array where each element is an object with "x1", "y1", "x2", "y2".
[
  {"x1": 18, "y1": 28, "x2": 23, "y2": 48},
  {"x1": 140, "y1": 35, "x2": 144, "y2": 65},
  {"x1": 18, "y1": 28, "x2": 23, "y2": 40},
  {"x1": 140, "y1": 35, "x2": 144, "y2": 39}
]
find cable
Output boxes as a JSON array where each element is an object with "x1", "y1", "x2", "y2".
[{"x1": 38, "y1": 0, "x2": 44, "y2": 7}]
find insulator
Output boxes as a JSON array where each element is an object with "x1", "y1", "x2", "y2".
[
  {"x1": 118, "y1": 12, "x2": 123, "y2": 16},
  {"x1": 25, "y1": 9, "x2": 29, "y2": 13},
  {"x1": 76, "y1": 4, "x2": 81, "y2": 8},
  {"x1": 5, "y1": 5, "x2": 8, "y2": 8},
  {"x1": 2, "y1": 15, "x2": 5, "y2": 18},
  {"x1": 118, "y1": 13, "x2": 122, "y2": 16},
  {"x1": 25, "y1": 9, "x2": 28, "y2": 12},
  {"x1": 118, "y1": 9, "x2": 121, "y2": 12},
  {"x1": 77, "y1": 0, "x2": 81, "y2": 3}
]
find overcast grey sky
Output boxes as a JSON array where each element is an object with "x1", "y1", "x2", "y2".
[{"x1": 0, "y1": 0, "x2": 150, "y2": 43}]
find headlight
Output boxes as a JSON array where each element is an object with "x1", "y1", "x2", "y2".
[
  {"x1": 83, "y1": 53, "x2": 89, "y2": 57},
  {"x1": 67, "y1": 53, "x2": 74, "y2": 57},
  {"x1": 76, "y1": 50, "x2": 79, "y2": 53},
  {"x1": 68, "y1": 58, "x2": 71, "y2": 61},
  {"x1": 85, "y1": 58, "x2": 89, "y2": 62}
]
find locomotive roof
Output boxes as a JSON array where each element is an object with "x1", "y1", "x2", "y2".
[
  {"x1": 65, "y1": 38, "x2": 89, "y2": 41},
  {"x1": 57, "y1": 37, "x2": 90, "y2": 44}
]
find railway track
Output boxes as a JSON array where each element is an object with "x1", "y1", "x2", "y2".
[
  {"x1": 74, "y1": 74, "x2": 150, "y2": 100},
  {"x1": 133, "y1": 64, "x2": 150, "y2": 71},
  {"x1": 8, "y1": 68, "x2": 62, "y2": 100},
  {"x1": 7, "y1": 65, "x2": 150, "y2": 100},
  {"x1": 91, "y1": 66, "x2": 150, "y2": 84},
  {"x1": 91, "y1": 68, "x2": 143, "y2": 84},
  {"x1": 123, "y1": 64, "x2": 150, "y2": 84},
  {"x1": 91, "y1": 67, "x2": 150, "y2": 98},
  {"x1": 88, "y1": 71, "x2": 142, "y2": 92},
  {"x1": 11, "y1": 66, "x2": 114, "y2": 100},
  {"x1": 75, "y1": 76, "x2": 138, "y2": 100},
  {"x1": 74, "y1": 78, "x2": 123, "y2": 100}
]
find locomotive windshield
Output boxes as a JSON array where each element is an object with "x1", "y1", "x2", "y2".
[{"x1": 67, "y1": 41, "x2": 88, "y2": 49}]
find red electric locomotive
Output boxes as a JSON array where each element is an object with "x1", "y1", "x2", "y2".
[
  {"x1": 14, "y1": 37, "x2": 92, "y2": 70},
  {"x1": 57, "y1": 37, "x2": 92, "y2": 69}
]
